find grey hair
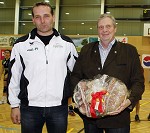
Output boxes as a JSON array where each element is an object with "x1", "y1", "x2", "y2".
[{"x1": 97, "y1": 14, "x2": 117, "y2": 28}]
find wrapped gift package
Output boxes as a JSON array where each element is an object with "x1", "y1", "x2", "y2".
[{"x1": 73, "y1": 74, "x2": 129, "y2": 118}]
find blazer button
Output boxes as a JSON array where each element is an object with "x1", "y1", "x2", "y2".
[{"x1": 98, "y1": 67, "x2": 100, "y2": 70}]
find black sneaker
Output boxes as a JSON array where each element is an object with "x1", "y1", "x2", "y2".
[
  {"x1": 68, "y1": 105, "x2": 76, "y2": 116},
  {"x1": 68, "y1": 110, "x2": 76, "y2": 116},
  {"x1": 148, "y1": 113, "x2": 150, "y2": 121},
  {"x1": 135, "y1": 115, "x2": 140, "y2": 122}
]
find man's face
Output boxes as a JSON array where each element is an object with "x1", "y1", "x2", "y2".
[
  {"x1": 4, "y1": 51, "x2": 11, "y2": 59},
  {"x1": 32, "y1": 5, "x2": 55, "y2": 36},
  {"x1": 97, "y1": 17, "x2": 116, "y2": 44}
]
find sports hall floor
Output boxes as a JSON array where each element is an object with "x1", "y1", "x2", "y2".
[{"x1": 0, "y1": 76, "x2": 150, "y2": 133}]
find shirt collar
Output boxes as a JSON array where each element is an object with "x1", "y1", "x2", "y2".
[{"x1": 99, "y1": 38, "x2": 116, "y2": 50}]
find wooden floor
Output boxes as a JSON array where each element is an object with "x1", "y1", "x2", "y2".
[{"x1": 0, "y1": 81, "x2": 150, "y2": 133}]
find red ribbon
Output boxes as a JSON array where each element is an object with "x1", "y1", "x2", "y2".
[{"x1": 90, "y1": 90, "x2": 107, "y2": 118}]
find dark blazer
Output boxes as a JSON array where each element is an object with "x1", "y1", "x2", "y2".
[{"x1": 71, "y1": 40, "x2": 145, "y2": 128}]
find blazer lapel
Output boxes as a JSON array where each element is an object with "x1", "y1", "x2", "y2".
[
  {"x1": 91, "y1": 42, "x2": 102, "y2": 68},
  {"x1": 103, "y1": 41, "x2": 120, "y2": 68}
]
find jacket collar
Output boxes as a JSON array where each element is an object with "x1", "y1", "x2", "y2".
[
  {"x1": 91, "y1": 40, "x2": 120, "y2": 69},
  {"x1": 103, "y1": 40, "x2": 127, "y2": 69},
  {"x1": 103, "y1": 40, "x2": 118, "y2": 68},
  {"x1": 30, "y1": 28, "x2": 60, "y2": 39}
]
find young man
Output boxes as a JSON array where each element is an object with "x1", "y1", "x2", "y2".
[
  {"x1": 0, "y1": 49, "x2": 11, "y2": 104},
  {"x1": 8, "y1": 2, "x2": 78, "y2": 133},
  {"x1": 71, "y1": 14, "x2": 145, "y2": 133}
]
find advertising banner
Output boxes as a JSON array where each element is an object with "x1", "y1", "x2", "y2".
[
  {"x1": 142, "y1": 54, "x2": 150, "y2": 68},
  {"x1": 72, "y1": 36, "x2": 128, "y2": 52},
  {"x1": 0, "y1": 36, "x2": 19, "y2": 47},
  {"x1": 0, "y1": 49, "x2": 6, "y2": 60}
]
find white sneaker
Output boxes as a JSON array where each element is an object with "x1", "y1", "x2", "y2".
[
  {"x1": 0, "y1": 100, "x2": 3, "y2": 104},
  {"x1": 0, "y1": 96, "x2": 7, "y2": 104}
]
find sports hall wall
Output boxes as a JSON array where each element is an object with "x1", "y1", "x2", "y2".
[{"x1": 0, "y1": 35, "x2": 150, "y2": 83}]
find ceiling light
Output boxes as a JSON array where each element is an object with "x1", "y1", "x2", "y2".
[
  {"x1": 90, "y1": 28, "x2": 93, "y2": 30},
  {"x1": 62, "y1": 28, "x2": 65, "y2": 30},
  {"x1": 81, "y1": 23, "x2": 84, "y2": 25},
  {"x1": 28, "y1": 13, "x2": 32, "y2": 16},
  {"x1": 65, "y1": 13, "x2": 69, "y2": 15},
  {"x1": 0, "y1": 2, "x2": 4, "y2": 4}
]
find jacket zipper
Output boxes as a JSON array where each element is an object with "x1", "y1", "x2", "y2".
[
  {"x1": 44, "y1": 45, "x2": 48, "y2": 107},
  {"x1": 44, "y1": 46, "x2": 48, "y2": 64}
]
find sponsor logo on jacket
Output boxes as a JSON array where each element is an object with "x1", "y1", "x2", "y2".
[
  {"x1": 53, "y1": 44, "x2": 63, "y2": 48},
  {"x1": 27, "y1": 47, "x2": 38, "y2": 51}
]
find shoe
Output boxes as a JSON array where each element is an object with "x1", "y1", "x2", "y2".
[
  {"x1": 68, "y1": 105, "x2": 76, "y2": 116},
  {"x1": 0, "y1": 96, "x2": 7, "y2": 105},
  {"x1": 148, "y1": 113, "x2": 150, "y2": 121},
  {"x1": 68, "y1": 110, "x2": 76, "y2": 116},
  {"x1": 135, "y1": 115, "x2": 140, "y2": 122},
  {"x1": 0, "y1": 100, "x2": 3, "y2": 104}
]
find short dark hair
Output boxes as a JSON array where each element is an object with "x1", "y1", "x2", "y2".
[
  {"x1": 4, "y1": 49, "x2": 11, "y2": 54},
  {"x1": 31, "y1": 2, "x2": 54, "y2": 17}
]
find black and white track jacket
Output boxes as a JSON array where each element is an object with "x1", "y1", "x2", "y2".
[{"x1": 8, "y1": 28, "x2": 78, "y2": 108}]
